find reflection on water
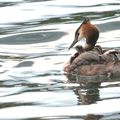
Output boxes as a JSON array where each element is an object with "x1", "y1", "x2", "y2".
[
  {"x1": 73, "y1": 83, "x2": 100, "y2": 105},
  {"x1": 0, "y1": 0, "x2": 120, "y2": 119}
]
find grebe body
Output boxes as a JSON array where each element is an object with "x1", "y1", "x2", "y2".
[{"x1": 64, "y1": 46, "x2": 120, "y2": 76}]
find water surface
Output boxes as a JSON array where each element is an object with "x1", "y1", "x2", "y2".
[{"x1": 0, "y1": 0, "x2": 120, "y2": 119}]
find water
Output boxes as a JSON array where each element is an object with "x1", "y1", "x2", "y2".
[{"x1": 0, "y1": 0, "x2": 120, "y2": 119}]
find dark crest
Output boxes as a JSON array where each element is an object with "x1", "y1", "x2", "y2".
[{"x1": 82, "y1": 17, "x2": 90, "y2": 24}]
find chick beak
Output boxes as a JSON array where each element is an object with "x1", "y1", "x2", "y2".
[{"x1": 68, "y1": 33, "x2": 79, "y2": 50}]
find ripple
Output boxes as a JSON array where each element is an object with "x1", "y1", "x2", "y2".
[{"x1": 0, "y1": 31, "x2": 66, "y2": 44}]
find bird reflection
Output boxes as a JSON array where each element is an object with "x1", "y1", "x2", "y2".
[{"x1": 74, "y1": 83, "x2": 100, "y2": 105}]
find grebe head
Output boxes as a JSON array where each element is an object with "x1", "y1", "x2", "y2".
[{"x1": 68, "y1": 17, "x2": 99, "y2": 51}]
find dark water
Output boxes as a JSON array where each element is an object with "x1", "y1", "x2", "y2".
[{"x1": 0, "y1": 0, "x2": 120, "y2": 120}]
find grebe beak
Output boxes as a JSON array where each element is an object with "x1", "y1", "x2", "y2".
[{"x1": 68, "y1": 32, "x2": 80, "y2": 50}]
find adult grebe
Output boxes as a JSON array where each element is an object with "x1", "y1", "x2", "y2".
[{"x1": 64, "y1": 17, "x2": 120, "y2": 77}]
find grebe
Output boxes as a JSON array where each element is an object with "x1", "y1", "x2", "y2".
[{"x1": 64, "y1": 17, "x2": 120, "y2": 78}]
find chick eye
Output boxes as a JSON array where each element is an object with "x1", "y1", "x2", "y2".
[
  {"x1": 76, "y1": 33, "x2": 79, "y2": 37},
  {"x1": 75, "y1": 32, "x2": 79, "y2": 35}
]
